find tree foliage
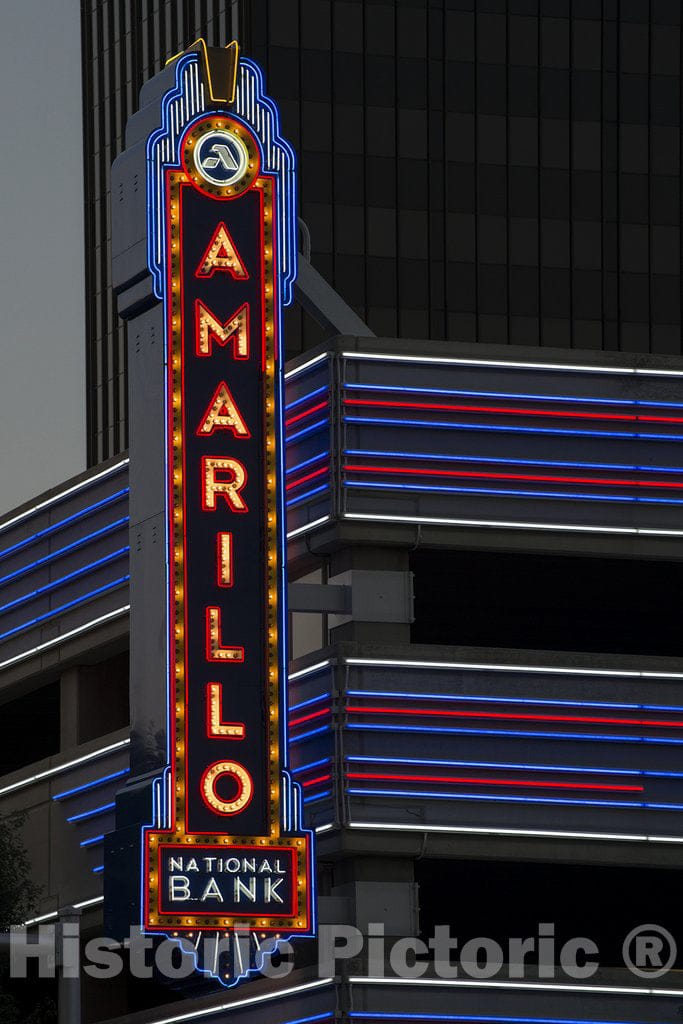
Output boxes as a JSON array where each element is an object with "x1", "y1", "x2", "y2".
[{"x1": 0, "y1": 811, "x2": 41, "y2": 930}]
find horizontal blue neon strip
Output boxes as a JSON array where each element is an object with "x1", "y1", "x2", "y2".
[
  {"x1": 286, "y1": 418, "x2": 329, "y2": 444},
  {"x1": 0, "y1": 517, "x2": 130, "y2": 589},
  {"x1": 345, "y1": 447, "x2": 683, "y2": 477},
  {"x1": 344, "y1": 380, "x2": 683, "y2": 410},
  {"x1": 345, "y1": 479, "x2": 683, "y2": 506},
  {"x1": 285, "y1": 385, "x2": 328, "y2": 411},
  {"x1": 282, "y1": 1014, "x2": 333, "y2": 1024},
  {"x1": 66, "y1": 801, "x2": 115, "y2": 824},
  {"x1": 347, "y1": 786, "x2": 683, "y2": 811},
  {"x1": 345, "y1": 414, "x2": 683, "y2": 444},
  {"x1": 289, "y1": 694, "x2": 332, "y2": 713},
  {"x1": 304, "y1": 788, "x2": 332, "y2": 804},
  {"x1": 286, "y1": 483, "x2": 330, "y2": 508},
  {"x1": 53, "y1": 768, "x2": 130, "y2": 801},
  {"x1": 289, "y1": 724, "x2": 333, "y2": 744},
  {"x1": 348, "y1": 1014, "x2": 640, "y2": 1023},
  {"x1": 346, "y1": 689, "x2": 683, "y2": 715},
  {"x1": 0, "y1": 489, "x2": 129, "y2": 564},
  {"x1": 0, "y1": 575, "x2": 130, "y2": 644},
  {"x1": 0, "y1": 547, "x2": 129, "y2": 617},
  {"x1": 92, "y1": 865, "x2": 104, "y2": 874},
  {"x1": 347, "y1": 723, "x2": 683, "y2": 747},
  {"x1": 80, "y1": 834, "x2": 104, "y2": 848},
  {"x1": 291, "y1": 757, "x2": 332, "y2": 774},
  {"x1": 286, "y1": 451, "x2": 329, "y2": 476},
  {"x1": 347, "y1": 754, "x2": 683, "y2": 780}
]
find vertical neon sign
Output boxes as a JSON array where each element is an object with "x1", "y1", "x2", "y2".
[{"x1": 143, "y1": 43, "x2": 313, "y2": 942}]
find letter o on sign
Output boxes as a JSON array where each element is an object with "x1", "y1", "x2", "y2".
[{"x1": 201, "y1": 761, "x2": 254, "y2": 815}]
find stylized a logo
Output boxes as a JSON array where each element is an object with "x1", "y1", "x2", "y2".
[{"x1": 203, "y1": 143, "x2": 239, "y2": 170}]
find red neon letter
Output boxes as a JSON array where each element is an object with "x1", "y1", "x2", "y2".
[
  {"x1": 216, "y1": 532, "x2": 233, "y2": 587},
  {"x1": 202, "y1": 457, "x2": 248, "y2": 512},
  {"x1": 195, "y1": 222, "x2": 249, "y2": 280},
  {"x1": 196, "y1": 301, "x2": 249, "y2": 358},
  {"x1": 206, "y1": 683, "x2": 245, "y2": 739},
  {"x1": 201, "y1": 761, "x2": 253, "y2": 815},
  {"x1": 196, "y1": 382, "x2": 250, "y2": 438},
  {"x1": 206, "y1": 606, "x2": 244, "y2": 663}
]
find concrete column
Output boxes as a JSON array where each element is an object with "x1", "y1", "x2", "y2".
[
  {"x1": 327, "y1": 547, "x2": 414, "y2": 644},
  {"x1": 59, "y1": 668, "x2": 80, "y2": 752}
]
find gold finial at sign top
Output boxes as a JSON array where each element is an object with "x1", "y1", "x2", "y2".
[{"x1": 166, "y1": 39, "x2": 239, "y2": 104}]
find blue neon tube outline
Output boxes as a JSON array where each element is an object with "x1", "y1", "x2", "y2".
[
  {"x1": 285, "y1": 385, "x2": 328, "y2": 411},
  {"x1": 289, "y1": 724, "x2": 333, "y2": 744},
  {"x1": 66, "y1": 801, "x2": 116, "y2": 824},
  {"x1": 344, "y1": 479, "x2": 683, "y2": 507},
  {"x1": 346, "y1": 785, "x2": 683, "y2": 812},
  {"x1": 0, "y1": 517, "x2": 130, "y2": 590},
  {"x1": 286, "y1": 418, "x2": 330, "y2": 444},
  {"x1": 291, "y1": 757, "x2": 332, "y2": 774},
  {"x1": 344, "y1": 447, "x2": 683, "y2": 477},
  {"x1": 0, "y1": 489, "x2": 129, "y2": 565},
  {"x1": 281, "y1": 1015, "x2": 333, "y2": 1024},
  {"x1": 289, "y1": 694, "x2": 332, "y2": 712},
  {"x1": 80, "y1": 835, "x2": 104, "y2": 848},
  {"x1": 0, "y1": 576, "x2": 130, "y2": 644},
  {"x1": 0, "y1": 547, "x2": 130, "y2": 617},
  {"x1": 304, "y1": 789, "x2": 332, "y2": 804},
  {"x1": 286, "y1": 451, "x2": 330, "y2": 475},
  {"x1": 344, "y1": 380, "x2": 683, "y2": 410},
  {"x1": 344, "y1": 414, "x2": 683, "y2": 444},
  {"x1": 346, "y1": 688, "x2": 683, "y2": 714},
  {"x1": 53, "y1": 768, "x2": 131, "y2": 801},
  {"x1": 347, "y1": 722, "x2": 683, "y2": 746},
  {"x1": 286, "y1": 483, "x2": 330, "y2": 508}
]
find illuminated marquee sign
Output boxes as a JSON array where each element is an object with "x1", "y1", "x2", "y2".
[{"x1": 142, "y1": 42, "x2": 313, "y2": 940}]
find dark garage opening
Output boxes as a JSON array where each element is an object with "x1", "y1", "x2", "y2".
[{"x1": 411, "y1": 549, "x2": 683, "y2": 656}]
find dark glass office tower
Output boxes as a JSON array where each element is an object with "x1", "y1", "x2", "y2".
[{"x1": 82, "y1": 1, "x2": 683, "y2": 461}]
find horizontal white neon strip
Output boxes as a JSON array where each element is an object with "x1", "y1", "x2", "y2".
[
  {"x1": 348, "y1": 820, "x2": 683, "y2": 845},
  {"x1": 289, "y1": 660, "x2": 333, "y2": 682},
  {"x1": 25, "y1": 895, "x2": 104, "y2": 926},
  {"x1": 148, "y1": 979, "x2": 333, "y2": 1024},
  {"x1": 344, "y1": 511, "x2": 683, "y2": 539},
  {"x1": 315, "y1": 823, "x2": 335, "y2": 834},
  {"x1": 350, "y1": 974, "x2": 683, "y2": 998},
  {"x1": 0, "y1": 738, "x2": 130, "y2": 800},
  {"x1": 287, "y1": 515, "x2": 330, "y2": 540},
  {"x1": 344, "y1": 657, "x2": 683, "y2": 681},
  {"x1": 284, "y1": 352, "x2": 328, "y2": 380},
  {"x1": 0, "y1": 605, "x2": 130, "y2": 675},
  {"x1": 0, "y1": 459, "x2": 129, "y2": 535},
  {"x1": 342, "y1": 350, "x2": 683, "y2": 379}
]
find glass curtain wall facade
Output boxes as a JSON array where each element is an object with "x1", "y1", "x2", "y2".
[{"x1": 82, "y1": 0, "x2": 683, "y2": 460}]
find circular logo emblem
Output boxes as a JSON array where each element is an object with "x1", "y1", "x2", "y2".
[{"x1": 195, "y1": 130, "x2": 249, "y2": 187}]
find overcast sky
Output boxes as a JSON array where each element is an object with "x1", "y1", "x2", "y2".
[{"x1": 0, "y1": 0, "x2": 85, "y2": 517}]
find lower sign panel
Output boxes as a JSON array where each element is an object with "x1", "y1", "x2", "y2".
[{"x1": 147, "y1": 840, "x2": 309, "y2": 928}]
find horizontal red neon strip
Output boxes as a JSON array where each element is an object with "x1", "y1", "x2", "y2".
[
  {"x1": 285, "y1": 401, "x2": 328, "y2": 427},
  {"x1": 344, "y1": 463, "x2": 683, "y2": 491},
  {"x1": 346, "y1": 771, "x2": 643, "y2": 793},
  {"x1": 302, "y1": 773, "x2": 332, "y2": 788},
  {"x1": 286, "y1": 466, "x2": 329, "y2": 491},
  {"x1": 345, "y1": 705, "x2": 683, "y2": 729},
  {"x1": 344, "y1": 398, "x2": 683, "y2": 426},
  {"x1": 289, "y1": 707, "x2": 332, "y2": 728}
]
